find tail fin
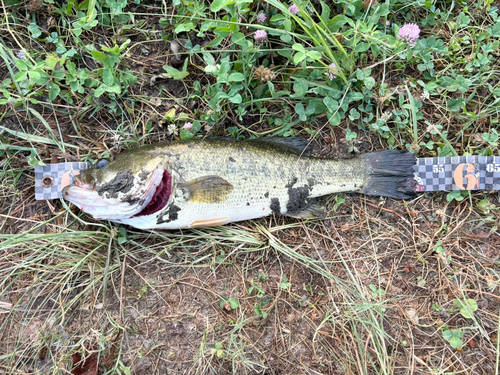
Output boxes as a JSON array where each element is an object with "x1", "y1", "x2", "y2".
[{"x1": 359, "y1": 150, "x2": 416, "y2": 199}]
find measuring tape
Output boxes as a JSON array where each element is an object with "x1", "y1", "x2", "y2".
[
  {"x1": 415, "y1": 156, "x2": 500, "y2": 191},
  {"x1": 34, "y1": 156, "x2": 500, "y2": 200},
  {"x1": 35, "y1": 162, "x2": 92, "y2": 200}
]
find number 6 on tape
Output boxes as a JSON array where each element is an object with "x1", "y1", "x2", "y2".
[
  {"x1": 453, "y1": 163, "x2": 478, "y2": 190},
  {"x1": 414, "y1": 156, "x2": 500, "y2": 192}
]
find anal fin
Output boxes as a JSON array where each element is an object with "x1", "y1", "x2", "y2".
[{"x1": 190, "y1": 217, "x2": 231, "y2": 227}]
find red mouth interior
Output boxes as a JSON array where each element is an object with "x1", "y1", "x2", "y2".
[{"x1": 133, "y1": 170, "x2": 172, "y2": 217}]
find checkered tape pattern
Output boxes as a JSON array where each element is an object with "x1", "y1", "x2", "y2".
[
  {"x1": 414, "y1": 156, "x2": 500, "y2": 192},
  {"x1": 35, "y1": 162, "x2": 92, "y2": 200}
]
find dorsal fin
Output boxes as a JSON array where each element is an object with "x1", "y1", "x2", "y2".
[{"x1": 247, "y1": 137, "x2": 313, "y2": 156}]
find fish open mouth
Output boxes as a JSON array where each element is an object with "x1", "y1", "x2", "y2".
[{"x1": 133, "y1": 170, "x2": 172, "y2": 217}]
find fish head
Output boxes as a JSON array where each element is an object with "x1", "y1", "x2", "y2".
[{"x1": 63, "y1": 150, "x2": 172, "y2": 220}]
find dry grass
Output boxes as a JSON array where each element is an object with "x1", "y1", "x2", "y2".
[{"x1": 1, "y1": 183, "x2": 499, "y2": 373}]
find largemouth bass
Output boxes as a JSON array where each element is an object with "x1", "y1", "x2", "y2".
[{"x1": 63, "y1": 138, "x2": 416, "y2": 229}]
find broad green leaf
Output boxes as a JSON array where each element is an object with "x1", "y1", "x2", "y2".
[
  {"x1": 180, "y1": 129, "x2": 194, "y2": 140},
  {"x1": 163, "y1": 65, "x2": 189, "y2": 80},
  {"x1": 107, "y1": 84, "x2": 121, "y2": 94},
  {"x1": 488, "y1": 20, "x2": 500, "y2": 37},
  {"x1": 205, "y1": 64, "x2": 220, "y2": 73},
  {"x1": 347, "y1": 92, "x2": 364, "y2": 101},
  {"x1": 306, "y1": 98, "x2": 326, "y2": 114},
  {"x1": 28, "y1": 71, "x2": 41, "y2": 81},
  {"x1": 232, "y1": 31, "x2": 246, "y2": 46},
  {"x1": 228, "y1": 298, "x2": 239, "y2": 309},
  {"x1": 228, "y1": 72, "x2": 245, "y2": 82},
  {"x1": 101, "y1": 68, "x2": 114, "y2": 86},
  {"x1": 269, "y1": 14, "x2": 285, "y2": 22},
  {"x1": 228, "y1": 93, "x2": 242, "y2": 104},
  {"x1": 307, "y1": 51, "x2": 322, "y2": 60},
  {"x1": 91, "y1": 50, "x2": 108, "y2": 62},
  {"x1": 14, "y1": 71, "x2": 27, "y2": 82},
  {"x1": 293, "y1": 52, "x2": 306, "y2": 65},
  {"x1": 292, "y1": 43, "x2": 306, "y2": 53},
  {"x1": 323, "y1": 96, "x2": 338, "y2": 111},
  {"x1": 353, "y1": 43, "x2": 370, "y2": 53},
  {"x1": 292, "y1": 80, "x2": 308, "y2": 97},
  {"x1": 175, "y1": 23, "x2": 195, "y2": 34},
  {"x1": 449, "y1": 336, "x2": 463, "y2": 348},
  {"x1": 283, "y1": 19, "x2": 292, "y2": 31},
  {"x1": 15, "y1": 59, "x2": 27, "y2": 71},
  {"x1": 70, "y1": 81, "x2": 81, "y2": 91},
  {"x1": 32, "y1": 71, "x2": 50, "y2": 85},
  {"x1": 328, "y1": 110, "x2": 342, "y2": 126},
  {"x1": 28, "y1": 23, "x2": 42, "y2": 38},
  {"x1": 94, "y1": 84, "x2": 106, "y2": 97},
  {"x1": 280, "y1": 33, "x2": 292, "y2": 43},
  {"x1": 448, "y1": 98, "x2": 465, "y2": 112},
  {"x1": 203, "y1": 52, "x2": 215, "y2": 66},
  {"x1": 211, "y1": 0, "x2": 234, "y2": 12},
  {"x1": 327, "y1": 15, "x2": 348, "y2": 32},
  {"x1": 364, "y1": 77, "x2": 376, "y2": 90},
  {"x1": 214, "y1": 27, "x2": 231, "y2": 38},
  {"x1": 48, "y1": 83, "x2": 60, "y2": 102},
  {"x1": 320, "y1": 1, "x2": 330, "y2": 24},
  {"x1": 118, "y1": 39, "x2": 131, "y2": 52}
]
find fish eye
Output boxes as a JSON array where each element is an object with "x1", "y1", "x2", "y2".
[{"x1": 96, "y1": 159, "x2": 109, "y2": 169}]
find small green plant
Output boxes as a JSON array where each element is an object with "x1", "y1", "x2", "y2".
[
  {"x1": 257, "y1": 272, "x2": 268, "y2": 282},
  {"x1": 446, "y1": 190, "x2": 468, "y2": 202},
  {"x1": 482, "y1": 129, "x2": 499, "y2": 148},
  {"x1": 345, "y1": 128, "x2": 357, "y2": 142},
  {"x1": 138, "y1": 284, "x2": 148, "y2": 299},
  {"x1": 220, "y1": 297, "x2": 239, "y2": 310},
  {"x1": 476, "y1": 198, "x2": 498, "y2": 214},
  {"x1": 180, "y1": 121, "x2": 203, "y2": 140},
  {"x1": 294, "y1": 103, "x2": 315, "y2": 122},
  {"x1": 431, "y1": 303, "x2": 442, "y2": 312},
  {"x1": 211, "y1": 342, "x2": 224, "y2": 358},
  {"x1": 442, "y1": 328, "x2": 464, "y2": 349},
  {"x1": 279, "y1": 276, "x2": 291, "y2": 290},
  {"x1": 434, "y1": 240, "x2": 451, "y2": 264},
  {"x1": 117, "y1": 227, "x2": 128, "y2": 244},
  {"x1": 254, "y1": 300, "x2": 268, "y2": 319},
  {"x1": 369, "y1": 284, "x2": 386, "y2": 299},
  {"x1": 453, "y1": 299, "x2": 478, "y2": 319},
  {"x1": 89, "y1": 39, "x2": 137, "y2": 97},
  {"x1": 162, "y1": 59, "x2": 190, "y2": 80},
  {"x1": 248, "y1": 280, "x2": 265, "y2": 298},
  {"x1": 333, "y1": 194, "x2": 345, "y2": 211},
  {"x1": 416, "y1": 276, "x2": 426, "y2": 287}
]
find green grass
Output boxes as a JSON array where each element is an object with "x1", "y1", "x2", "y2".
[{"x1": 1, "y1": 0, "x2": 500, "y2": 373}]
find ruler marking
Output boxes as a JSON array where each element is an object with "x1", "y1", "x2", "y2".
[{"x1": 415, "y1": 156, "x2": 500, "y2": 192}]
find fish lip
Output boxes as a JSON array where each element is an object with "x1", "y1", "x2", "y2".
[{"x1": 63, "y1": 166, "x2": 165, "y2": 220}]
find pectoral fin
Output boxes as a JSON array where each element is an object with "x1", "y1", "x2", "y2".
[
  {"x1": 182, "y1": 176, "x2": 234, "y2": 203},
  {"x1": 285, "y1": 202, "x2": 327, "y2": 219}
]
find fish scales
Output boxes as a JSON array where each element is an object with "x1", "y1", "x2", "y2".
[
  {"x1": 63, "y1": 138, "x2": 415, "y2": 230},
  {"x1": 136, "y1": 140, "x2": 365, "y2": 228}
]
